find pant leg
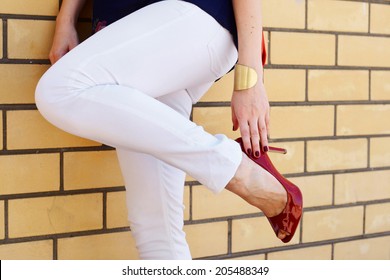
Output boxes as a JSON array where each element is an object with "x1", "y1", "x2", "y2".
[
  {"x1": 117, "y1": 90, "x2": 195, "y2": 259},
  {"x1": 117, "y1": 150, "x2": 190, "y2": 259},
  {"x1": 36, "y1": 1, "x2": 240, "y2": 193}
]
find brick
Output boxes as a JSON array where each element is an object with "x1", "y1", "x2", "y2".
[
  {"x1": 0, "y1": 112, "x2": 2, "y2": 149},
  {"x1": 338, "y1": 35, "x2": 390, "y2": 67},
  {"x1": 200, "y1": 71, "x2": 233, "y2": 102},
  {"x1": 268, "y1": 245, "x2": 332, "y2": 260},
  {"x1": 230, "y1": 254, "x2": 265, "y2": 260},
  {"x1": 371, "y1": 137, "x2": 390, "y2": 168},
  {"x1": 8, "y1": 19, "x2": 55, "y2": 59},
  {"x1": 268, "y1": 141, "x2": 305, "y2": 174},
  {"x1": 64, "y1": 151, "x2": 124, "y2": 190},
  {"x1": 0, "y1": 240, "x2": 53, "y2": 260},
  {"x1": 335, "y1": 170, "x2": 390, "y2": 205},
  {"x1": 302, "y1": 206, "x2": 364, "y2": 243},
  {"x1": 337, "y1": 105, "x2": 390, "y2": 136},
  {"x1": 308, "y1": 0, "x2": 368, "y2": 32},
  {"x1": 371, "y1": 71, "x2": 390, "y2": 100},
  {"x1": 192, "y1": 186, "x2": 258, "y2": 220},
  {"x1": 334, "y1": 236, "x2": 390, "y2": 260},
  {"x1": 185, "y1": 174, "x2": 196, "y2": 182},
  {"x1": 270, "y1": 106, "x2": 334, "y2": 138},
  {"x1": 365, "y1": 203, "x2": 390, "y2": 234},
  {"x1": 7, "y1": 110, "x2": 100, "y2": 149},
  {"x1": 308, "y1": 70, "x2": 369, "y2": 101},
  {"x1": 106, "y1": 191, "x2": 129, "y2": 229},
  {"x1": 262, "y1": 0, "x2": 305, "y2": 29},
  {"x1": 192, "y1": 107, "x2": 240, "y2": 140},
  {"x1": 307, "y1": 139, "x2": 367, "y2": 172},
  {"x1": 232, "y1": 217, "x2": 299, "y2": 253},
  {"x1": 371, "y1": 4, "x2": 390, "y2": 35},
  {"x1": 8, "y1": 194, "x2": 103, "y2": 238},
  {"x1": 271, "y1": 32, "x2": 335, "y2": 66},
  {"x1": 58, "y1": 232, "x2": 138, "y2": 260},
  {"x1": 0, "y1": 20, "x2": 3, "y2": 59},
  {"x1": 184, "y1": 186, "x2": 190, "y2": 221},
  {"x1": 0, "y1": 0, "x2": 59, "y2": 16},
  {"x1": 0, "y1": 154, "x2": 59, "y2": 195},
  {"x1": 0, "y1": 201, "x2": 4, "y2": 240},
  {"x1": 0, "y1": 65, "x2": 49, "y2": 104},
  {"x1": 184, "y1": 222, "x2": 228, "y2": 258},
  {"x1": 290, "y1": 175, "x2": 333, "y2": 208},
  {"x1": 264, "y1": 69, "x2": 306, "y2": 102}
]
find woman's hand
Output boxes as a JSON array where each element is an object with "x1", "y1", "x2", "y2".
[
  {"x1": 48, "y1": 0, "x2": 87, "y2": 64},
  {"x1": 232, "y1": 0, "x2": 267, "y2": 156},
  {"x1": 49, "y1": 21, "x2": 79, "y2": 64},
  {"x1": 231, "y1": 81, "x2": 270, "y2": 157}
]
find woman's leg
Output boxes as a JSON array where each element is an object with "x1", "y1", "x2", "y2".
[
  {"x1": 36, "y1": 1, "x2": 240, "y2": 193},
  {"x1": 36, "y1": 0, "x2": 291, "y2": 249},
  {"x1": 117, "y1": 90, "x2": 196, "y2": 260}
]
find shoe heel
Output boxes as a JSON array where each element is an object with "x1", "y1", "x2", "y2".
[{"x1": 268, "y1": 146, "x2": 287, "y2": 154}]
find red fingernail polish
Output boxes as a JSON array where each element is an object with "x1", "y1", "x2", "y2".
[
  {"x1": 264, "y1": 146, "x2": 269, "y2": 152},
  {"x1": 247, "y1": 149, "x2": 252, "y2": 155},
  {"x1": 255, "y1": 151, "x2": 260, "y2": 157}
]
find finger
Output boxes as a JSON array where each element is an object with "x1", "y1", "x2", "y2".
[
  {"x1": 49, "y1": 52, "x2": 55, "y2": 65},
  {"x1": 258, "y1": 119, "x2": 269, "y2": 152},
  {"x1": 231, "y1": 108, "x2": 239, "y2": 131},
  {"x1": 265, "y1": 110, "x2": 271, "y2": 138},
  {"x1": 49, "y1": 49, "x2": 65, "y2": 65},
  {"x1": 49, "y1": 53, "x2": 60, "y2": 65},
  {"x1": 239, "y1": 121, "x2": 252, "y2": 155},
  {"x1": 249, "y1": 120, "x2": 261, "y2": 158}
]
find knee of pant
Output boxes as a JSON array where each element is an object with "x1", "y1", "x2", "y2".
[
  {"x1": 35, "y1": 70, "x2": 73, "y2": 124},
  {"x1": 35, "y1": 72, "x2": 56, "y2": 115}
]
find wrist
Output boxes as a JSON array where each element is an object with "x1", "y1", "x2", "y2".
[
  {"x1": 234, "y1": 64, "x2": 260, "y2": 91},
  {"x1": 56, "y1": 11, "x2": 78, "y2": 26},
  {"x1": 237, "y1": 57, "x2": 263, "y2": 73}
]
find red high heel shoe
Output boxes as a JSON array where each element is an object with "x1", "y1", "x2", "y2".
[{"x1": 235, "y1": 138, "x2": 303, "y2": 243}]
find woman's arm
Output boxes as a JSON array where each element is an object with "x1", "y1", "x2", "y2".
[
  {"x1": 231, "y1": 0, "x2": 269, "y2": 157},
  {"x1": 49, "y1": 0, "x2": 88, "y2": 64}
]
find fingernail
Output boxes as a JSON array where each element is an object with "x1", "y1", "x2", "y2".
[
  {"x1": 264, "y1": 146, "x2": 269, "y2": 152},
  {"x1": 247, "y1": 149, "x2": 252, "y2": 155},
  {"x1": 255, "y1": 151, "x2": 260, "y2": 158}
]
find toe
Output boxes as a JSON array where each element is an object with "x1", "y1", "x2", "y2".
[{"x1": 278, "y1": 230, "x2": 290, "y2": 240}]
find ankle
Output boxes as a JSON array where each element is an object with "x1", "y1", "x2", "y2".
[
  {"x1": 226, "y1": 176, "x2": 250, "y2": 200},
  {"x1": 226, "y1": 153, "x2": 288, "y2": 216},
  {"x1": 225, "y1": 158, "x2": 253, "y2": 203}
]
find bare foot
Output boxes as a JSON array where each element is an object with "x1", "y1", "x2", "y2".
[{"x1": 226, "y1": 153, "x2": 288, "y2": 240}]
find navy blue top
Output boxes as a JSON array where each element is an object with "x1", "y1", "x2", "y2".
[
  {"x1": 92, "y1": 0, "x2": 266, "y2": 65},
  {"x1": 92, "y1": 0, "x2": 237, "y2": 44}
]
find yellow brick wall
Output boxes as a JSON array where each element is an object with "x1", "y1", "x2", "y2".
[{"x1": 1, "y1": 0, "x2": 389, "y2": 260}]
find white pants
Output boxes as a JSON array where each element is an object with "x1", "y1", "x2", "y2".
[{"x1": 36, "y1": 0, "x2": 241, "y2": 259}]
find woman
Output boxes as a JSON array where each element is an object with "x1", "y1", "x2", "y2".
[{"x1": 36, "y1": 0, "x2": 302, "y2": 259}]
